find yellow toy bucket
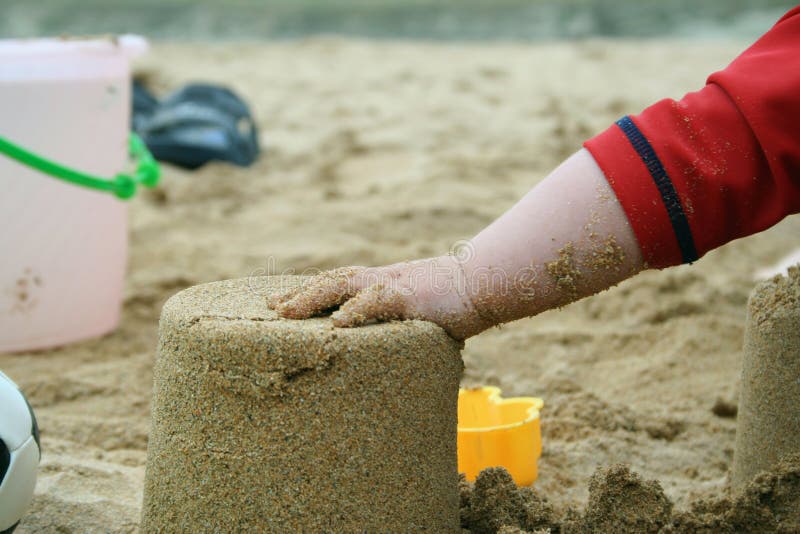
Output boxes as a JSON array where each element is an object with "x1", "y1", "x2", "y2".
[{"x1": 457, "y1": 386, "x2": 544, "y2": 486}]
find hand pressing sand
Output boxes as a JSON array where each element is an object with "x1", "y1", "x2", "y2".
[
  {"x1": 268, "y1": 258, "x2": 489, "y2": 340},
  {"x1": 270, "y1": 149, "x2": 644, "y2": 339}
]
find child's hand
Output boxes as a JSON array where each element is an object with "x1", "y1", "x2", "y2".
[{"x1": 267, "y1": 256, "x2": 489, "y2": 340}]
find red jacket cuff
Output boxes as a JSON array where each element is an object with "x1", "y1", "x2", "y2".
[
  {"x1": 584, "y1": 112, "x2": 685, "y2": 269},
  {"x1": 584, "y1": 7, "x2": 800, "y2": 269}
]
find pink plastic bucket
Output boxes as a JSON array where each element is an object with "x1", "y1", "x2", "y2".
[{"x1": 0, "y1": 36, "x2": 147, "y2": 353}]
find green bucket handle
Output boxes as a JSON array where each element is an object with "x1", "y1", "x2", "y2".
[{"x1": 0, "y1": 132, "x2": 160, "y2": 199}]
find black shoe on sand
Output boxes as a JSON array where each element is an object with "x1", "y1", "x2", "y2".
[{"x1": 133, "y1": 82, "x2": 260, "y2": 170}]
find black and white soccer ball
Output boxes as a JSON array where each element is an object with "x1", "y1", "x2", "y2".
[{"x1": 0, "y1": 371, "x2": 40, "y2": 534}]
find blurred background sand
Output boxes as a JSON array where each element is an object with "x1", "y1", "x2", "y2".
[{"x1": 1, "y1": 2, "x2": 799, "y2": 531}]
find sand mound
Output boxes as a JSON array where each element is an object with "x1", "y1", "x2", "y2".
[
  {"x1": 461, "y1": 455, "x2": 800, "y2": 533},
  {"x1": 582, "y1": 465, "x2": 672, "y2": 533},
  {"x1": 142, "y1": 277, "x2": 463, "y2": 531},
  {"x1": 733, "y1": 267, "x2": 800, "y2": 489},
  {"x1": 668, "y1": 453, "x2": 800, "y2": 534},
  {"x1": 459, "y1": 465, "x2": 671, "y2": 533},
  {"x1": 460, "y1": 468, "x2": 557, "y2": 533}
]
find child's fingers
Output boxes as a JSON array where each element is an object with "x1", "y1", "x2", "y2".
[
  {"x1": 276, "y1": 267, "x2": 364, "y2": 319},
  {"x1": 266, "y1": 284, "x2": 305, "y2": 309},
  {"x1": 331, "y1": 284, "x2": 409, "y2": 328}
]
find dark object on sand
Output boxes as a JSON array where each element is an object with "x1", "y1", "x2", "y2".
[
  {"x1": 132, "y1": 80, "x2": 159, "y2": 133},
  {"x1": 132, "y1": 82, "x2": 260, "y2": 170}
]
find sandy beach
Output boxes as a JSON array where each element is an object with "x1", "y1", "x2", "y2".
[{"x1": 3, "y1": 38, "x2": 800, "y2": 532}]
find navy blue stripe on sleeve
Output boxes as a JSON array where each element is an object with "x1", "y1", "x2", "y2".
[{"x1": 615, "y1": 116, "x2": 698, "y2": 264}]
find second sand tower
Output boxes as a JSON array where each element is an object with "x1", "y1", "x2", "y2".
[{"x1": 732, "y1": 267, "x2": 800, "y2": 492}]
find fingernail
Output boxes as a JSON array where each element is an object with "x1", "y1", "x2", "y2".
[
  {"x1": 276, "y1": 301, "x2": 302, "y2": 319},
  {"x1": 331, "y1": 309, "x2": 348, "y2": 326},
  {"x1": 332, "y1": 309, "x2": 365, "y2": 327}
]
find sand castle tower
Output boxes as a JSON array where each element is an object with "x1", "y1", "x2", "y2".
[
  {"x1": 732, "y1": 267, "x2": 800, "y2": 492},
  {"x1": 141, "y1": 276, "x2": 463, "y2": 531}
]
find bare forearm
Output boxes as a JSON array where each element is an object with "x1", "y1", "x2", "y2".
[
  {"x1": 271, "y1": 149, "x2": 644, "y2": 340},
  {"x1": 456, "y1": 148, "x2": 644, "y2": 328}
]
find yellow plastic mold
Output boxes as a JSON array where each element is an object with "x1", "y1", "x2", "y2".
[{"x1": 457, "y1": 386, "x2": 544, "y2": 486}]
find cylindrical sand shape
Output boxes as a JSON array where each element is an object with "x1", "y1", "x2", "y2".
[
  {"x1": 141, "y1": 276, "x2": 463, "y2": 532},
  {"x1": 732, "y1": 267, "x2": 800, "y2": 492}
]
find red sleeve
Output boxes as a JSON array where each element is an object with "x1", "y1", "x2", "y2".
[{"x1": 584, "y1": 6, "x2": 800, "y2": 268}]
